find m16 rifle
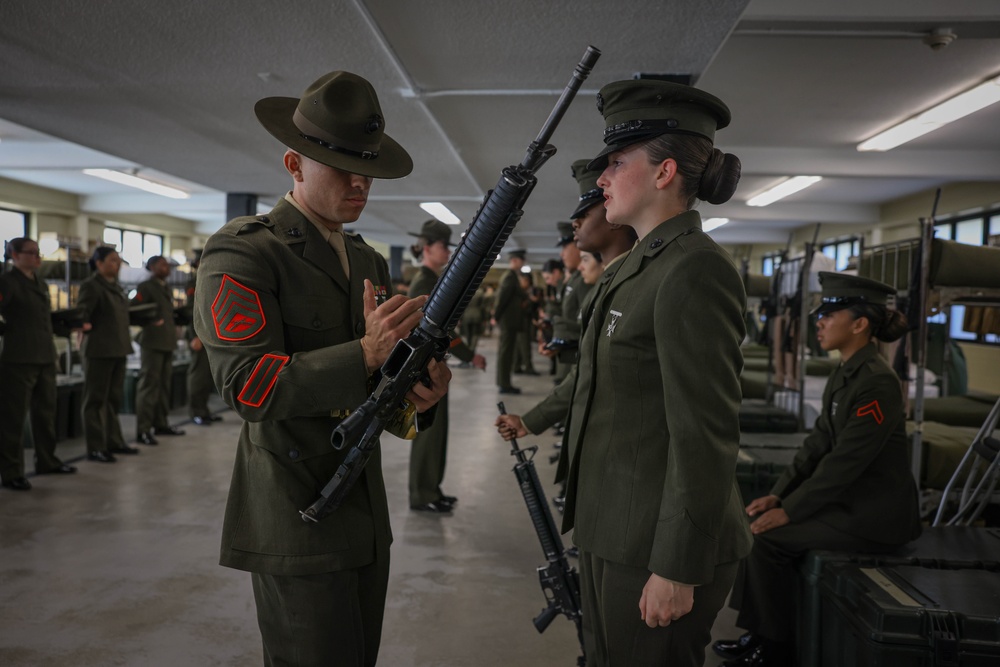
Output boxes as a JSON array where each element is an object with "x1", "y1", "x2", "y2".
[
  {"x1": 500, "y1": 402, "x2": 585, "y2": 666},
  {"x1": 300, "y1": 46, "x2": 601, "y2": 523}
]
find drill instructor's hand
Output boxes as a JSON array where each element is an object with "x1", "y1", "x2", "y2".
[{"x1": 360, "y1": 279, "x2": 427, "y2": 373}]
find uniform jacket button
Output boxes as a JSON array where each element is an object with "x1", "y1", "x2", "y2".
[
  {"x1": 650, "y1": 238, "x2": 663, "y2": 249},
  {"x1": 313, "y1": 318, "x2": 322, "y2": 329},
  {"x1": 355, "y1": 322, "x2": 365, "y2": 336},
  {"x1": 288, "y1": 449, "x2": 300, "y2": 460}
]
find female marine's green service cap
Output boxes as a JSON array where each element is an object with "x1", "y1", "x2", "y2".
[
  {"x1": 255, "y1": 71, "x2": 413, "y2": 179},
  {"x1": 588, "y1": 79, "x2": 731, "y2": 170},
  {"x1": 814, "y1": 272, "x2": 896, "y2": 316},
  {"x1": 408, "y1": 219, "x2": 454, "y2": 246},
  {"x1": 569, "y1": 158, "x2": 605, "y2": 219}
]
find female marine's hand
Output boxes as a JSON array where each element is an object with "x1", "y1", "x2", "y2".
[
  {"x1": 745, "y1": 494, "x2": 780, "y2": 517},
  {"x1": 494, "y1": 414, "x2": 528, "y2": 441},
  {"x1": 639, "y1": 573, "x2": 694, "y2": 628},
  {"x1": 750, "y1": 508, "x2": 790, "y2": 535}
]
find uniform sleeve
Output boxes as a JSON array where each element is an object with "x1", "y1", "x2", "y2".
[
  {"x1": 193, "y1": 229, "x2": 371, "y2": 423},
  {"x1": 649, "y1": 249, "x2": 746, "y2": 584},
  {"x1": 493, "y1": 274, "x2": 513, "y2": 318},
  {"x1": 780, "y1": 374, "x2": 904, "y2": 523},
  {"x1": 522, "y1": 365, "x2": 577, "y2": 435},
  {"x1": 76, "y1": 280, "x2": 99, "y2": 324},
  {"x1": 769, "y1": 422, "x2": 832, "y2": 499}
]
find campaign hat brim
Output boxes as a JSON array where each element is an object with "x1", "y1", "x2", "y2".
[{"x1": 255, "y1": 96, "x2": 413, "y2": 179}]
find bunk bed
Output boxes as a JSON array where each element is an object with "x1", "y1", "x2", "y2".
[{"x1": 858, "y1": 218, "x2": 1000, "y2": 495}]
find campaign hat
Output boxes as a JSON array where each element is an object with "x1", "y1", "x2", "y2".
[{"x1": 255, "y1": 71, "x2": 412, "y2": 179}]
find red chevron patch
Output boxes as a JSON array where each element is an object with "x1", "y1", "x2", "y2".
[
  {"x1": 856, "y1": 400, "x2": 884, "y2": 424},
  {"x1": 211, "y1": 274, "x2": 265, "y2": 341},
  {"x1": 237, "y1": 353, "x2": 289, "y2": 407}
]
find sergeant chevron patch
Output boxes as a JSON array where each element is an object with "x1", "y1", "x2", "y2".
[
  {"x1": 238, "y1": 353, "x2": 289, "y2": 407},
  {"x1": 212, "y1": 274, "x2": 265, "y2": 341}
]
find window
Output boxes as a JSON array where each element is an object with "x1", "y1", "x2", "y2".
[
  {"x1": 1, "y1": 208, "x2": 28, "y2": 254},
  {"x1": 819, "y1": 238, "x2": 860, "y2": 271},
  {"x1": 103, "y1": 226, "x2": 163, "y2": 268},
  {"x1": 955, "y1": 219, "x2": 984, "y2": 246},
  {"x1": 762, "y1": 254, "x2": 782, "y2": 277}
]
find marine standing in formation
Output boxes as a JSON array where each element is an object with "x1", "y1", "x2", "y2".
[
  {"x1": 0, "y1": 237, "x2": 77, "y2": 491},
  {"x1": 193, "y1": 70, "x2": 450, "y2": 667},
  {"x1": 77, "y1": 246, "x2": 138, "y2": 462},
  {"x1": 406, "y1": 219, "x2": 486, "y2": 514},
  {"x1": 493, "y1": 248, "x2": 529, "y2": 394},
  {"x1": 132, "y1": 255, "x2": 184, "y2": 445},
  {"x1": 184, "y1": 251, "x2": 220, "y2": 426}
]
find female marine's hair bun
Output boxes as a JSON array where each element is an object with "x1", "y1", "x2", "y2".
[{"x1": 697, "y1": 149, "x2": 741, "y2": 205}]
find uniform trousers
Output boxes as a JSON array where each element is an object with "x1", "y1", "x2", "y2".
[
  {"x1": 187, "y1": 346, "x2": 214, "y2": 418},
  {"x1": 730, "y1": 519, "x2": 895, "y2": 643},
  {"x1": 578, "y1": 549, "x2": 738, "y2": 667},
  {"x1": 496, "y1": 323, "x2": 517, "y2": 389},
  {"x1": 250, "y1": 555, "x2": 390, "y2": 667},
  {"x1": 0, "y1": 361, "x2": 62, "y2": 480},
  {"x1": 82, "y1": 356, "x2": 127, "y2": 453},
  {"x1": 136, "y1": 348, "x2": 173, "y2": 434},
  {"x1": 514, "y1": 327, "x2": 536, "y2": 373},
  {"x1": 459, "y1": 319, "x2": 482, "y2": 356},
  {"x1": 409, "y1": 392, "x2": 449, "y2": 506}
]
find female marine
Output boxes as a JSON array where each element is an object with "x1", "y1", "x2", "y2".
[
  {"x1": 559, "y1": 79, "x2": 752, "y2": 665},
  {"x1": 78, "y1": 247, "x2": 137, "y2": 462},
  {"x1": 714, "y1": 272, "x2": 921, "y2": 667}
]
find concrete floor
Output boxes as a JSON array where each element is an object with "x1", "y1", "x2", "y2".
[{"x1": 1, "y1": 336, "x2": 740, "y2": 666}]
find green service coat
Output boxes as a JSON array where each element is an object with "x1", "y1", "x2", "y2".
[
  {"x1": 194, "y1": 198, "x2": 396, "y2": 576},
  {"x1": 562, "y1": 211, "x2": 752, "y2": 586},
  {"x1": 77, "y1": 273, "x2": 133, "y2": 358},
  {"x1": 0, "y1": 268, "x2": 57, "y2": 364},
  {"x1": 131, "y1": 277, "x2": 177, "y2": 352},
  {"x1": 552, "y1": 270, "x2": 592, "y2": 347},
  {"x1": 770, "y1": 342, "x2": 922, "y2": 545}
]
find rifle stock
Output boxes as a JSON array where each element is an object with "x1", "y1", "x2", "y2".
[{"x1": 300, "y1": 46, "x2": 601, "y2": 524}]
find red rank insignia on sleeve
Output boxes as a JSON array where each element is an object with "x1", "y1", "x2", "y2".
[
  {"x1": 856, "y1": 400, "x2": 884, "y2": 424},
  {"x1": 212, "y1": 274, "x2": 266, "y2": 341}
]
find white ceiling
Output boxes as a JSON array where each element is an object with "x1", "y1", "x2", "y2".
[{"x1": 1, "y1": 0, "x2": 1000, "y2": 260}]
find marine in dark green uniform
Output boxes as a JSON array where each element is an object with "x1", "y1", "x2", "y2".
[
  {"x1": 459, "y1": 285, "x2": 487, "y2": 359},
  {"x1": 514, "y1": 271, "x2": 540, "y2": 375},
  {"x1": 714, "y1": 273, "x2": 922, "y2": 667},
  {"x1": 131, "y1": 255, "x2": 183, "y2": 444},
  {"x1": 192, "y1": 71, "x2": 450, "y2": 667},
  {"x1": 184, "y1": 252, "x2": 219, "y2": 426},
  {"x1": 0, "y1": 237, "x2": 76, "y2": 491},
  {"x1": 493, "y1": 248, "x2": 528, "y2": 394},
  {"x1": 544, "y1": 219, "x2": 594, "y2": 383},
  {"x1": 406, "y1": 219, "x2": 486, "y2": 513},
  {"x1": 556, "y1": 80, "x2": 752, "y2": 666},
  {"x1": 77, "y1": 247, "x2": 138, "y2": 462}
]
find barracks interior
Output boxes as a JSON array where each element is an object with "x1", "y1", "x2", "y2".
[{"x1": 3, "y1": 2, "x2": 1000, "y2": 666}]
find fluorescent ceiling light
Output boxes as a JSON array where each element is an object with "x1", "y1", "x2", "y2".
[
  {"x1": 83, "y1": 168, "x2": 190, "y2": 199},
  {"x1": 703, "y1": 217, "x2": 729, "y2": 233},
  {"x1": 858, "y1": 73, "x2": 1000, "y2": 152},
  {"x1": 746, "y1": 176, "x2": 822, "y2": 207},
  {"x1": 419, "y1": 202, "x2": 462, "y2": 225}
]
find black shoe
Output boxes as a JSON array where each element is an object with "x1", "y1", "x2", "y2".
[
  {"x1": 722, "y1": 646, "x2": 767, "y2": 667},
  {"x1": 209, "y1": 414, "x2": 223, "y2": 422},
  {"x1": 137, "y1": 431, "x2": 159, "y2": 446},
  {"x1": 154, "y1": 426, "x2": 185, "y2": 436},
  {"x1": 192, "y1": 416, "x2": 212, "y2": 426},
  {"x1": 110, "y1": 445, "x2": 140, "y2": 455},
  {"x1": 713, "y1": 632, "x2": 760, "y2": 661},
  {"x1": 87, "y1": 451, "x2": 117, "y2": 463},
  {"x1": 498, "y1": 386, "x2": 522, "y2": 395},
  {"x1": 441, "y1": 495, "x2": 458, "y2": 506},
  {"x1": 411, "y1": 500, "x2": 453, "y2": 514},
  {"x1": 37, "y1": 463, "x2": 77, "y2": 475},
  {"x1": 2, "y1": 477, "x2": 32, "y2": 491}
]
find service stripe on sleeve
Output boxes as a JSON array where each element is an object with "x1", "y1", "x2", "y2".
[
  {"x1": 211, "y1": 274, "x2": 266, "y2": 341},
  {"x1": 237, "y1": 353, "x2": 289, "y2": 407}
]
